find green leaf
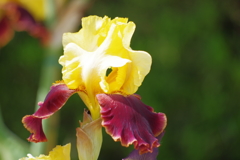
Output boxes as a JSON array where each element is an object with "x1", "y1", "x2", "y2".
[{"x1": 0, "y1": 107, "x2": 29, "y2": 160}]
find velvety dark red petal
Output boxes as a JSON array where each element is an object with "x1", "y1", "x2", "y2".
[
  {"x1": 0, "y1": 16, "x2": 14, "y2": 47},
  {"x1": 96, "y1": 94, "x2": 167, "y2": 154},
  {"x1": 123, "y1": 132, "x2": 165, "y2": 160},
  {"x1": 22, "y1": 83, "x2": 77, "y2": 142},
  {"x1": 11, "y1": 4, "x2": 36, "y2": 31},
  {"x1": 2, "y1": 2, "x2": 50, "y2": 46},
  {"x1": 14, "y1": 5, "x2": 50, "y2": 45}
]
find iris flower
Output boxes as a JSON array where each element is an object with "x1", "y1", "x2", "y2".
[
  {"x1": 19, "y1": 132, "x2": 165, "y2": 160},
  {"x1": 19, "y1": 143, "x2": 71, "y2": 160},
  {"x1": 0, "y1": 0, "x2": 48, "y2": 47},
  {"x1": 22, "y1": 15, "x2": 167, "y2": 159}
]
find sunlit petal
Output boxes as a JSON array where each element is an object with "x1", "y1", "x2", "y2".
[
  {"x1": 62, "y1": 16, "x2": 109, "y2": 52},
  {"x1": 48, "y1": 143, "x2": 71, "y2": 160},
  {"x1": 120, "y1": 49, "x2": 151, "y2": 94},
  {"x1": 59, "y1": 41, "x2": 131, "y2": 119},
  {"x1": 19, "y1": 143, "x2": 71, "y2": 160},
  {"x1": 60, "y1": 15, "x2": 152, "y2": 98},
  {"x1": 59, "y1": 43, "x2": 86, "y2": 90}
]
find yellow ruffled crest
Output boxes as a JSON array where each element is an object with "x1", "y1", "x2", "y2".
[
  {"x1": 0, "y1": 0, "x2": 46, "y2": 21},
  {"x1": 19, "y1": 144, "x2": 71, "y2": 160},
  {"x1": 18, "y1": 0, "x2": 46, "y2": 21},
  {"x1": 59, "y1": 15, "x2": 151, "y2": 118}
]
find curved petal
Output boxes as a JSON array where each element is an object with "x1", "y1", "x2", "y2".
[
  {"x1": 62, "y1": 16, "x2": 109, "y2": 52},
  {"x1": 120, "y1": 50, "x2": 152, "y2": 94},
  {"x1": 19, "y1": 143, "x2": 71, "y2": 160},
  {"x1": 48, "y1": 143, "x2": 71, "y2": 160},
  {"x1": 22, "y1": 82, "x2": 78, "y2": 142},
  {"x1": 123, "y1": 132, "x2": 165, "y2": 160},
  {"x1": 59, "y1": 43, "x2": 86, "y2": 89},
  {"x1": 60, "y1": 15, "x2": 152, "y2": 99},
  {"x1": 59, "y1": 42, "x2": 131, "y2": 119},
  {"x1": 59, "y1": 42, "x2": 131, "y2": 91},
  {"x1": 98, "y1": 54, "x2": 131, "y2": 93},
  {"x1": 96, "y1": 94, "x2": 167, "y2": 154}
]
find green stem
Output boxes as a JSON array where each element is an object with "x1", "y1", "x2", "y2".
[
  {"x1": 29, "y1": 0, "x2": 59, "y2": 155},
  {"x1": 29, "y1": 0, "x2": 94, "y2": 155},
  {"x1": 30, "y1": 48, "x2": 61, "y2": 156}
]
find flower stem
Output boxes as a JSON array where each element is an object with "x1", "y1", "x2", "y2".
[{"x1": 30, "y1": 48, "x2": 61, "y2": 155}]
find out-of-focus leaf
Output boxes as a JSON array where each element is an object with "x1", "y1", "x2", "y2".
[{"x1": 0, "y1": 107, "x2": 29, "y2": 160}]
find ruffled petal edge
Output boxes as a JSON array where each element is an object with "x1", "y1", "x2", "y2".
[
  {"x1": 97, "y1": 94, "x2": 167, "y2": 154},
  {"x1": 22, "y1": 82, "x2": 78, "y2": 142}
]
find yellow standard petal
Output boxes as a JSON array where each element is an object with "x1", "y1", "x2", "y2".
[
  {"x1": 76, "y1": 110, "x2": 102, "y2": 160},
  {"x1": 0, "y1": 0, "x2": 46, "y2": 21},
  {"x1": 18, "y1": 0, "x2": 46, "y2": 21},
  {"x1": 19, "y1": 144, "x2": 71, "y2": 160},
  {"x1": 59, "y1": 15, "x2": 152, "y2": 118}
]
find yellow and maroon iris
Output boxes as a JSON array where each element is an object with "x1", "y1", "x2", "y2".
[
  {"x1": 0, "y1": 1, "x2": 49, "y2": 47},
  {"x1": 22, "y1": 15, "x2": 167, "y2": 155}
]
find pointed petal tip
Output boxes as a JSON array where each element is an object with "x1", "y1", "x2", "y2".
[
  {"x1": 22, "y1": 83, "x2": 78, "y2": 142},
  {"x1": 22, "y1": 115, "x2": 47, "y2": 142}
]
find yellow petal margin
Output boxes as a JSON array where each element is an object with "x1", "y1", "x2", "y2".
[
  {"x1": 19, "y1": 143, "x2": 71, "y2": 160},
  {"x1": 0, "y1": 0, "x2": 46, "y2": 21},
  {"x1": 59, "y1": 15, "x2": 152, "y2": 95},
  {"x1": 18, "y1": 0, "x2": 46, "y2": 21}
]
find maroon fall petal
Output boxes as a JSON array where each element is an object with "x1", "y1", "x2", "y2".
[
  {"x1": 22, "y1": 82, "x2": 78, "y2": 142},
  {"x1": 1, "y1": 2, "x2": 50, "y2": 46},
  {"x1": 96, "y1": 94, "x2": 167, "y2": 154},
  {"x1": 0, "y1": 16, "x2": 14, "y2": 47},
  {"x1": 13, "y1": 5, "x2": 50, "y2": 45},
  {"x1": 123, "y1": 132, "x2": 165, "y2": 160}
]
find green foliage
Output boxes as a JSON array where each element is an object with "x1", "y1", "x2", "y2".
[
  {"x1": 0, "y1": 108, "x2": 29, "y2": 160},
  {"x1": 89, "y1": 0, "x2": 240, "y2": 159},
  {"x1": 0, "y1": 0, "x2": 240, "y2": 159}
]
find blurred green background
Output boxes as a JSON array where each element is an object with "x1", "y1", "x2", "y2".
[{"x1": 0, "y1": 0, "x2": 240, "y2": 159}]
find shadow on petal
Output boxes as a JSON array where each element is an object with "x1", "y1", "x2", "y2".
[
  {"x1": 97, "y1": 94, "x2": 167, "y2": 154},
  {"x1": 22, "y1": 82, "x2": 78, "y2": 142},
  {"x1": 123, "y1": 132, "x2": 165, "y2": 160}
]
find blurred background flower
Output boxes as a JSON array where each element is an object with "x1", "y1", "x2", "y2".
[
  {"x1": 0, "y1": 0, "x2": 240, "y2": 160},
  {"x1": 0, "y1": 0, "x2": 49, "y2": 47}
]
